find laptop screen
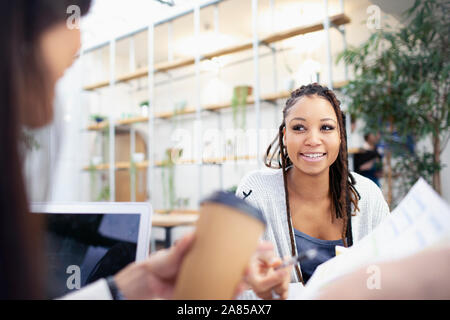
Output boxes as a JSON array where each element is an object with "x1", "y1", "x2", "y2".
[{"x1": 40, "y1": 213, "x2": 141, "y2": 299}]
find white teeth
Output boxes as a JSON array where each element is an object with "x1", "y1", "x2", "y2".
[{"x1": 303, "y1": 153, "x2": 325, "y2": 158}]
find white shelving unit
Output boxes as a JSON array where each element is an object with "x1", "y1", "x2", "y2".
[{"x1": 81, "y1": 0, "x2": 352, "y2": 213}]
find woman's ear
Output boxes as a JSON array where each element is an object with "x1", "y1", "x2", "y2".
[{"x1": 283, "y1": 127, "x2": 286, "y2": 145}]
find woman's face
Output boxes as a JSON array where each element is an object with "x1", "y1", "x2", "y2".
[
  {"x1": 36, "y1": 22, "x2": 81, "y2": 127},
  {"x1": 284, "y1": 95, "x2": 341, "y2": 177}
]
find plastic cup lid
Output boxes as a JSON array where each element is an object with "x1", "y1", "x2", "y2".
[{"x1": 200, "y1": 191, "x2": 266, "y2": 226}]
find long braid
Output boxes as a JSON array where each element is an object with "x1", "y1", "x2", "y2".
[
  {"x1": 323, "y1": 88, "x2": 350, "y2": 246},
  {"x1": 279, "y1": 124, "x2": 304, "y2": 283}
]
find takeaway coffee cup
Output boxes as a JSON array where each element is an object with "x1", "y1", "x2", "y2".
[{"x1": 173, "y1": 191, "x2": 266, "y2": 300}]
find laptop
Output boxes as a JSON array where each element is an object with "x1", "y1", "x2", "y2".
[{"x1": 31, "y1": 202, "x2": 152, "y2": 299}]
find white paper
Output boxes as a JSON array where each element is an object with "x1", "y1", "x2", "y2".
[{"x1": 298, "y1": 178, "x2": 450, "y2": 299}]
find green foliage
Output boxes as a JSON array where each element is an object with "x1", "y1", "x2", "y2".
[
  {"x1": 139, "y1": 100, "x2": 149, "y2": 108},
  {"x1": 87, "y1": 162, "x2": 98, "y2": 201},
  {"x1": 161, "y1": 148, "x2": 183, "y2": 210},
  {"x1": 227, "y1": 185, "x2": 238, "y2": 194},
  {"x1": 172, "y1": 100, "x2": 187, "y2": 128},
  {"x1": 22, "y1": 130, "x2": 41, "y2": 151},
  {"x1": 90, "y1": 114, "x2": 107, "y2": 123},
  {"x1": 394, "y1": 151, "x2": 444, "y2": 196},
  {"x1": 130, "y1": 157, "x2": 137, "y2": 196},
  {"x1": 96, "y1": 185, "x2": 110, "y2": 201},
  {"x1": 231, "y1": 86, "x2": 251, "y2": 129},
  {"x1": 337, "y1": 0, "x2": 449, "y2": 196}
]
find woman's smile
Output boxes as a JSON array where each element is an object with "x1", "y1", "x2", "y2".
[{"x1": 299, "y1": 152, "x2": 327, "y2": 162}]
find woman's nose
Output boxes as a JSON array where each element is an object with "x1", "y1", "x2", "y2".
[{"x1": 304, "y1": 129, "x2": 321, "y2": 146}]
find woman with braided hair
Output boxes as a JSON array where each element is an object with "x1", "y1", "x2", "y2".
[{"x1": 237, "y1": 83, "x2": 389, "y2": 299}]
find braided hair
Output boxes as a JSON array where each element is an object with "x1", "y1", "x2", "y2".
[{"x1": 264, "y1": 83, "x2": 360, "y2": 283}]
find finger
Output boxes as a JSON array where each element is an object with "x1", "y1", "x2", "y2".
[
  {"x1": 256, "y1": 291, "x2": 275, "y2": 300},
  {"x1": 169, "y1": 232, "x2": 196, "y2": 270},
  {"x1": 255, "y1": 241, "x2": 274, "y2": 252},
  {"x1": 253, "y1": 269, "x2": 288, "y2": 293},
  {"x1": 258, "y1": 253, "x2": 277, "y2": 267},
  {"x1": 148, "y1": 232, "x2": 195, "y2": 278},
  {"x1": 233, "y1": 281, "x2": 250, "y2": 299},
  {"x1": 273, "y1": 278, "x2": 290, "y2": 300},
  {"x1": 173, "y1": 232, "x2": 195, "y2": 257},
  {"x1": 254, "y1": 247, "x2": 278, "y2": 267},
  {"x1": 268, "y1": 257, "x2": 284, "y2": 269}
]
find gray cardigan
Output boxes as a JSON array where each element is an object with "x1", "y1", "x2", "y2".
[{"x1": 236, "y1": 168, "x2": 390, "y2": 283}]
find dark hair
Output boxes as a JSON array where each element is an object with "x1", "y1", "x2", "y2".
[
  {"x1": 0, "y1": 0, "x2": 91, "y2": 299},
  {"x1": 364, "y1": 133, "x2": 370, "y2": 141},
  {"x1": 264, "y1": 83, "x2": 360, "y2": 283}
]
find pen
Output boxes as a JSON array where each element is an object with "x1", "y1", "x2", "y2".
[{"x1": 274, "y1": 249, "x2": 317, "y2": 270}]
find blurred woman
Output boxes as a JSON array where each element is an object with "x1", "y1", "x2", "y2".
[
  {"x1": 0, "y1": 0, "x2": 289, "y2": 300},
  {"x1": 0, "y1": 0, "x2": 202, "y2": 300}
]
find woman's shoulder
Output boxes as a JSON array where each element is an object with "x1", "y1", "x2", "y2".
[
  {"x1": 351, "y1": 171, "x2": 383, "y2": 199},
  {"x1": 351, "y1": 171, "x2": 390, "y2": 220},
  {"x1": 237, "y1": 168, "x2": 283, "y2": 188},
  {"x1": 236, "y1": 168, "x2": 284, "y2": 201},
  {"x1": 351, "y1": 172, "x2": 390, "y2": 239}
]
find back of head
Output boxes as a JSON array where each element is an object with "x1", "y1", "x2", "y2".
[{"x1": 0, "y1": 0, "x2": 91, "y2": 299}]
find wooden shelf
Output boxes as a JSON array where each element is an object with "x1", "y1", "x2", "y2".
[
  {"x1": 83, "y1": 155, "x2": 259, "y2": 171},
  {"x1": 83, "y1": 80, "x2": 110, "y2": 91},
  {"x1": 87, "y1": 121, "x2": 109, "y2": 131},
  {"x1": 117, "y1": 116, "x2": 150, "y2": 126},
  {"x1": 82, "y1": 14, "x2": 350, "y2": 91},
  {"x1": 83, "y1": 161, "x2": 149, "y2": 171},
  {"x1": 82, "y1": 149, "x2": 363, "y2": 172},
  {"x1": 86, "y1": 81, "x2": 349, "y2": 131}
]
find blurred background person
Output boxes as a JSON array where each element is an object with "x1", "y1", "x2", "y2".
[{"x1": 354, "y1": 132, "x2": 383, "y2": 187}]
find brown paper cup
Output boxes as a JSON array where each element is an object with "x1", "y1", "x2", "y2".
[{"x1": 173, "y1": 191, "x2": 266, "y2": 300}]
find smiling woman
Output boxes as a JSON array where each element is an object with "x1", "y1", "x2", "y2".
[{"x1": 236, "y1": 83, "x2": 390, "y2": 295}]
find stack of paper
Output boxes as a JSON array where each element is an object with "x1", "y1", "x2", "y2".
[{"x1": 297, "y1": 178, "x2": 450, "y2": 299}]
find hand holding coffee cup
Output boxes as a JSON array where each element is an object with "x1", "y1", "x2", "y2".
[{"x1": 173, "y1": 191, "x2": 266, "y2": 300}]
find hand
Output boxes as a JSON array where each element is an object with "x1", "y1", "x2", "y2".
[
  {"x1": 114, "y1": 232, "x2": 195, "y2": 300},
  {"x1": 317, "y1": 247, "x2": 450, "y2": 300},
  {"x1": 244, "y1": 241, "x2": 291, "y2": 300}
]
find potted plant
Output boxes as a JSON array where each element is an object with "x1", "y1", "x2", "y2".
[
  {"x1": 231, "y1": 85, "x2": 252, "y2": 130},
  {"x1": 130, "y1": 153, "x2": 145, "y2": 199},
  {"x1": 21, "y1": 129, "x2": 41, "y2": 151},
  {"x1": 139, "y1": 101, "x2": 150, "y2": 117},
  {"x1": 88, "y1": 156, "x2": 102, "y2": 201},
  {"x1": 96, "y1": 185, "x2": 110, "y2": 202},
  {"x1": 90, "y1": 114, "x2": 106, "y2": 124},
  {"x1": 172, "y1": 100, "x2": 187, "y2": 129},
  {"x1": 161, "y1": 148, "x2": 183, "y2": 212},
  {"x1": 227, "y1": 185, "x2": 238, "y2": 194}
]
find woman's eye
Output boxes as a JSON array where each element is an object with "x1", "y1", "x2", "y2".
[
  {"x1": 322, "y1": 125, "x2": 335, "y2": 131},
  {"x1": 293, "y1": 125, "x2": 305, "y2": 131}
]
